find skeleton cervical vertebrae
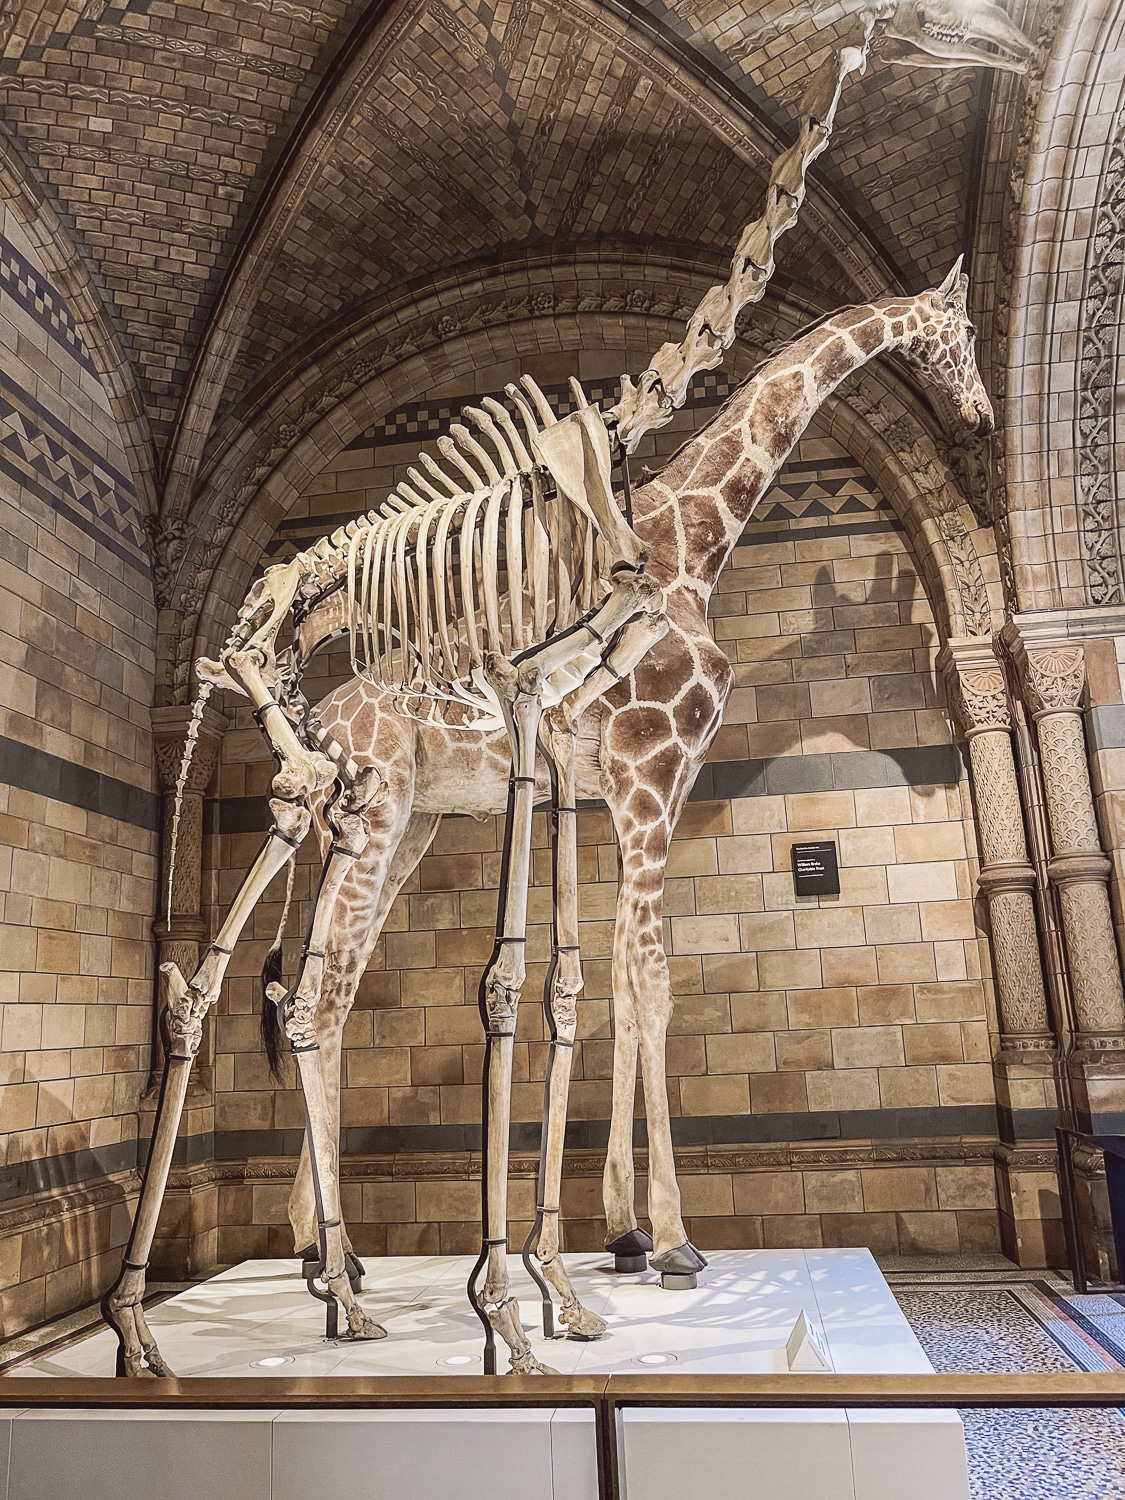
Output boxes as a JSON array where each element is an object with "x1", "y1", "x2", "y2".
[{"x1": 103, "y1": 2, "x2": 1027, "y2": 1380}]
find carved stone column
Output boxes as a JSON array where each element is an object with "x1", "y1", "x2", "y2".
[
  {"x1": 942, "y1": 642, "x2": 1052, "y2": 1050},
  {"x1": 150, "y1": 703, "x2": 226, "y2": 1071},
  {"x1": 1015, "y1": 644, "x2": 1125, "y2": 1052}
]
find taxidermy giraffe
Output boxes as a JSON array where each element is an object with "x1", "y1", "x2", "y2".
[{"x1": 280, "y1": 261, "x2": 994, "y2": 1340}]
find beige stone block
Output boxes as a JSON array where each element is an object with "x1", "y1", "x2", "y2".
[
  {"x1": 679, "y1": 1073, "x2": 750, "y2": 1116},
  {"x1": 915, "y1": 981, "x2": 987, "y2": 1022},
  {"x1": 804, "y1": 1169, "x2": 863, "y2": 1214},
  {"x1": 936, "y1": 1165, "x2": 996, "y2": 1211},
  {"x1": 903, "y1": 1022, "x2": 964, "y2": 1065},
  {"x1": 717, "y1": 836, "x2": 774, "y2": 874},
  {"x1": 775, "y1": 1029, "x2": 832, "y2": 1071},
  {"x1": 731, "y1": 992, "x2": 788, "y2": 1032},
  {"x1": 759, "y1": 948, "x2": 822, "y2": 990},
  {"x1": 821, "y1": 947, "x2": 879, "y2": 986},
  {"x1": 876, "y1": 943, "x2": 937, "y2": 983},
  {"x1": 425, "y1": 1006, "x2": 485, "y2": 1046},
  {"x1": 831, "y1": 1025, "x2": 905, "y2": 1069},
  {"x1": 800, "y1": 716, "x2": 870, "y2": 755},
  {"x1": 733, "y1": 1171, "x2": 805, "y2": 1216},
  {"x1": 785, "y1": 791, "x2": 856, "y2": 830},
  {"x1": 731, "y1": 796, "x2": 787, "y2": 834},
  {"x1": 362, "y1": 1182, "x2": 416, "y2": 1223},
  {"x1": 920, "y1": 900, "x2": 978, "y2": 941},
  {"x1": 805, "y1": 1068, "x2": 880, "y2": 1111},
  {"x1": 36, "y1": 930, "x2": 81, "y2": 974},
  {"x1": 680, "y1": 1174, "x2": 735, "y2": 1217},
  {"x1": 886, "y1": 862, "x2": 959, "y2": 903},
  {"x1": 670, "y1": 991, "x2": 733, "y2": 1034},
  {"x1": 854, "y1": 787, "x2": 912, "y2": 826},
  {"x1": 936, "y1": 1063, "x2": 995, "y2": 1105},
  {"x1": 793, "y1": 905, "x2": 866, "y2": 948},
  {"x1": 670, "y1": 914, "x2": 741, "y2": 955},
  {"x1": 665, "y1": 1035, "x2": 707, "y2": 1076},
  {"x1": 401, "y1": 968, "x2": 466, "y2": 1007},
  {"x1": 839, "y1": 826, "x2": 896, "y2": 866},
  {"x1": 863, "y1": 905, "x2": 922, "y2": 944},
  {"x1": 696, "y1": 874, "x2": 764, "y2": 916},
  {"x1": 787, "y1": 985, "x2": 858, "y2": 1028},
  {"x1": 416, "y1": 1180, "x2": 480, "y2": 1222},
  {"x1": 861, "y1": 1167, "x2": 938, "y2": 1212},
  {"x1": 750, "y1": 1070, "x2": 808, "y2": 1112},
  {"x1": 706, "y1": 1032, "x2": 776, "y2": 1074},
  {"x1": 877, "y1": 1065, "x2": 939, "y2": 1108},
  {"x1": 893, "y1": 823, "x2": 966, "y2": 862},
  {"x1": 739, "y1": 910, "x2": 795, "y2": 950},
  {"x1": 0, "y1": 1083, "x2": 37, "y2": 1130},
  {"x1": 661, "y1": 839, "x2": 714, "y2": 881}
]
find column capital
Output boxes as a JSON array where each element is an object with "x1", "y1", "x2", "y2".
[
  {"x1": 938, "y1": 637, "x2": 1010, "y2": 737},
  {"x1": 151, "y1": 702, "x2": 227, "y2": 794},
  {"x1": 998, "y1": 623, "x2": 1086, "y2": 718}
]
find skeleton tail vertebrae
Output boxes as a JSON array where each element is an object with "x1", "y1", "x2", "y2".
[{"x1": 163, "y1": 678, "x2": 214, "y2": 929}]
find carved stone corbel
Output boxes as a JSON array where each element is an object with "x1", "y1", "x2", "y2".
[
  {"x1": 941, "y1": 640, "x2": 1051, "y2": 1049},
  {"x1": 1003, "y1": 636, "x2": 1125, "y2": 1049}
]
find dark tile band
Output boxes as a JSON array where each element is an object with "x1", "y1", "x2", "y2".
[
  {"x1": 0, "y1": 733, "x2": 159, "y2": 831},
  {"x1": 204, "y1": 744, "x2": 966, "y2": 836}
]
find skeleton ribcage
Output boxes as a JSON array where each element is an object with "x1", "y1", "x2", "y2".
[{"x1": 331, "y1": 379, "x2": 610, "y2": 727}]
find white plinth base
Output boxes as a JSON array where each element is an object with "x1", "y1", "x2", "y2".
[{"x1": 5, "y1": 1249, "x2": 969, "y2": 1500}]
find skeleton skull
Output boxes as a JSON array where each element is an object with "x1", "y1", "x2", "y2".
[{"x1": 881, "y1": 0, "x2": 1037, "y2": 72}]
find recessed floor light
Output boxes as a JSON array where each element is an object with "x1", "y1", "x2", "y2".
[
  {"x1": 437, "y1": 1354, "x2": 477, "y2": 1366},
  {"x1": 633, "y1": 1352, "x2": 677, "y2": 1366},
  {"x1": 252, "y1": 1355, "x2": 293, "y2": 1368}
]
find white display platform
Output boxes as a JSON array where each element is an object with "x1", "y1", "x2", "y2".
[{"x1": 3, "y1": 1250, "x2": 970, "y2": 1500}]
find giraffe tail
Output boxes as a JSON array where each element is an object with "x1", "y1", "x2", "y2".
[{"x1": 260, "y1": 855, "x2": 296, "y2": 1082}]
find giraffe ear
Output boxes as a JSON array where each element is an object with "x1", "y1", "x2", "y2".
[{"x1": 937, "y1": 256, "x2": 965, "y2": 310}]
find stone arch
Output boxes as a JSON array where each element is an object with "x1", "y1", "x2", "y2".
[
  {"x1": 1004, "y1": 0, "x2": 1125, "y2": 610},
  {"x1": 0, "y1": 131, "x2": 156, "y2": 511}
]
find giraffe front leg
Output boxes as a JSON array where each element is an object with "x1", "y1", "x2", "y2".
[
  {"x1": 607, "y1": 820, "x2": 706, "y2": 1288},
  {"x1": 284, "y1": 771, "x2": 387, "y2": 1342}
]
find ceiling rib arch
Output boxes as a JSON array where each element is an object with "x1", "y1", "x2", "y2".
[
  {"x1": 0, "y1": 123, "x2": 157, "y2": 513},
  {"x1": 162, "y1": 0, "x2": 903, "y2": 528}
]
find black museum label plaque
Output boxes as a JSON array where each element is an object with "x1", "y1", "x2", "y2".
[{"x1": 792, "y1": 840, "x2": 840, "y2": 896}]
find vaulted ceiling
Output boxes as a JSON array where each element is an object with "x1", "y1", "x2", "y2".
[{"x1": 0, "y1": 0, "x2": 1042, "y2": 515}]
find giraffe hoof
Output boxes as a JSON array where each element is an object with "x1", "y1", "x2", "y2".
[
  {"x1": 344, "y1": 1251, "x2": 365, "y2": 1294},
  {"x1": 650, "y1": 1242, "x2": 707, "y2": 1288},
  {"x1": 508, "y1": 1353, "x2": 559, "y2": 1375},
  {"x1": 606, "y1": 1227, "x2": 653, "y2": 1275}
]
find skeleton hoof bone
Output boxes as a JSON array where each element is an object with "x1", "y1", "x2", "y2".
[
  {"x1": 650, "y1": 1242, "x2": 707, "y2": 1290},
  {"x1": 606, "y1": 1226, "x2": 653, "y2": 1274},
  {"x1": 509, "y1": 1352, "x2": 559, "y2": 1376},
  {"x1": 560, "y1": 1305, "x2": 608, "y2": 1340}
]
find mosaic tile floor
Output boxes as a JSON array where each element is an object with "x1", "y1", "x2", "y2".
[{"x1": 883, "y1": 1261, "x2": 1125, "y2": 1499}]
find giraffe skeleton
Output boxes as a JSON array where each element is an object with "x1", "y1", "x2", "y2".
[
  {"x1": 103, "y1": 260, "x2": 993, "y2": 1377},
  {"x1": 101, "y1": 7, "x2": 1020, "y2": 1376}
]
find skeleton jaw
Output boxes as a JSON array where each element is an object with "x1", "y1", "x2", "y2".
[{"x1": 884, "y1": 1, "x2": 1036, "y2": 73}]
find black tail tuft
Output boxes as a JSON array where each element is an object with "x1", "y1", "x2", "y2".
[{"x1": 260, "y1": 944, "x2": 287, "y2": 1083}]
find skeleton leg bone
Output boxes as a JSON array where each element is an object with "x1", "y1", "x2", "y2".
[
  {"x1": 103, "y1": 796, "x2": 310, "y2": 1375},
  {"x1": 523, "y1": 711, "x2": 607, "y2": 1340},
  {"x1": 470, "y1": 661, "x2": 557, "y2": 1376}
]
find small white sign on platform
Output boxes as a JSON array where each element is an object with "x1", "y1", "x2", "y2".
[{"x1": 3, "y1": 1249, "x2": 969, "y2": 1500}]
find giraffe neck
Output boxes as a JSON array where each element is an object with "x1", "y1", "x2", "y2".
[{"x1": 634, "y1": 296, "x2": 926, "y2": 603}]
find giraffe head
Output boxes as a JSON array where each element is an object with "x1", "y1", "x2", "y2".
[{"x1": 901, "y1": 258, "x2": 993, "y2": 435}]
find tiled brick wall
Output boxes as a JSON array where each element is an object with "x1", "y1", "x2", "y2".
[
  {"x1": 203, "y1": 348, "x2": 1001, "y2": 1265},
  {"x1": 0, "y1": 203, "x2": 157, "y2": 1334}
]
